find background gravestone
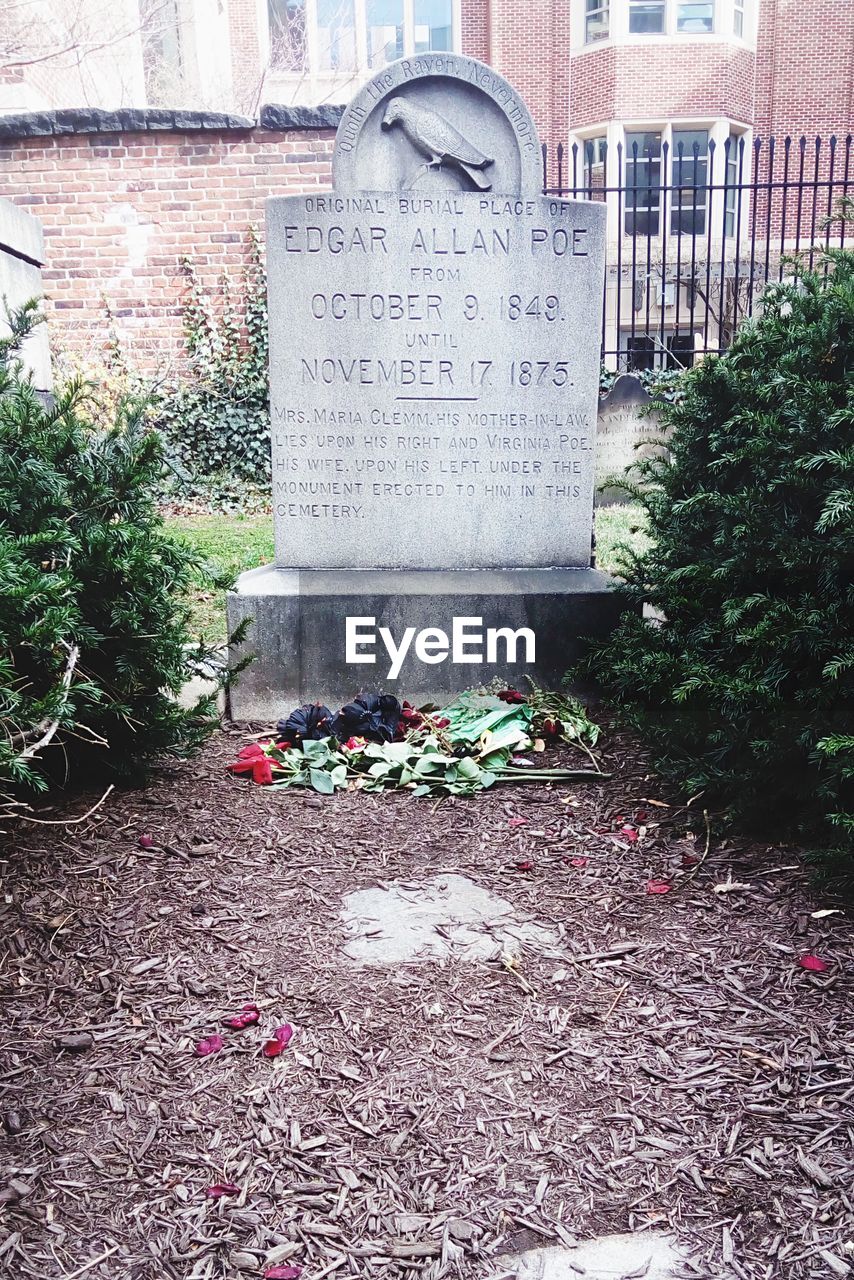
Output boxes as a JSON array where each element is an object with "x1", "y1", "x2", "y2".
[
  {"x1": 595, "y1": 374, "x2": 667, "y2": 505},
  {"x1": 228, "y1": 55, "x2": 629, "y2": 718}
]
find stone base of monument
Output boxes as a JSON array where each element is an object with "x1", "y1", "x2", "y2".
[{"x1": 226, "y1": 565, "x2": 629, "y2": 721}]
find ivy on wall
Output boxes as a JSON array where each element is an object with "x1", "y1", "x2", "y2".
[{"x1": 154, "y1": 226, "x2": 270, "y2": 490}]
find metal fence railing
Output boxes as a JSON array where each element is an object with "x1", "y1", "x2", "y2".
[{"x1": 541, "y1": 133, "x2": 853, "y2": 369}]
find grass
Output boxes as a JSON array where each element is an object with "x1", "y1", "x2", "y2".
[
  {"x1": 594, "y1": 502, "x2": 652, "y2": 576},
  {"x1": 167, "y1": 513, "x2": 274, "y2": 642},
  {"x1": 167, "y1": 504, "x2": 650, "y2": 642}
]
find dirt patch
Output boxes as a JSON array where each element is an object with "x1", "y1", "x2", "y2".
[{"x1": 1, "y1": 723, "x2": 852, "y2": 1280}]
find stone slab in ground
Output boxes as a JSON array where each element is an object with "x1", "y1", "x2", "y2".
[
  {"x1": 341, "y1": 872, "x2": 559, "y2": 964},
  {"x1": 496, "y1": 1232, "x2": 691, "y2": 1279}
]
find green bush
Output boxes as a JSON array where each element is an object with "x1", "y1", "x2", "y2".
[
  {"x1": 587, "y1": 253, "x2": 854, "y2": 865},
  {"x1": 0, "y1": 303, "x2": 219, "y2": 807},
  {"x1": 154, "y1": 225, "x2": 270, "y2": 488}
]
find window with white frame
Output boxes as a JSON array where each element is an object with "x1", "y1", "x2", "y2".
[
  {"x1": 269, "y1": 0, "x2": 454, "y2": 74},
  {"x1": 677, "y1": 1, "x2": 714, "y2": 32},
  {"x1": 625, "y1": 130, "x2": 662, "y2": 235},
  {"x1": 582, "y1": 134, "x2": 608, "y2": 195},
  {"x1": 616, "y1": 125, "x2": 723, "y2": 238},
  {"x1": 733, "y1": 0, "x2": 745, "y2": 36},
  {"x1": 629, "y1": 0, "x2": 665, "y2": 33},
  {"x1": 671, "y1": 128, "x2": 709, "y2": 234},
  {"x1": 724, "y1": 134, "x2": 744, "y2": 235},
  {"x1": 585, "y1": 0, "x2": 610, "y2": 43}
]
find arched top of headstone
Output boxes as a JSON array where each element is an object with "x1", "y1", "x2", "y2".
[
  {"x1": 332, "y1": 54, "x2": 541, "y2": 196},
  {"x1": 600, "y1": 373, "x2": 651, "y2": 411}
]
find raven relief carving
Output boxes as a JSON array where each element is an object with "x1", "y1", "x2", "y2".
[{"x1": 381, "y1": 96, "x2": 495, "y2": 192}]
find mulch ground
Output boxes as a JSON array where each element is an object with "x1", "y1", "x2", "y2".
[{"x1": 1, "y1": 722, "x2": 852, "y2": 1280}]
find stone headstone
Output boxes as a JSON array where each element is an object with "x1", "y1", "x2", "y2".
[
  {"x1": 228, "y1": 56, "x2": 630, "y2": 717},
  {"x1": 595, "y1": 373, "x2": 665, "y2": 505}
]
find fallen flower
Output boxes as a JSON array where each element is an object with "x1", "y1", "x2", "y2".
[
  {"x1": 497, "y1": 689, "x2": 526, "y2": 704},
  {"x1": 224, "y1": 1002, "x2": 260, "y2": 1031},
  {"x1": 798, "y1": 955, "x2": 829, "y2": 972},
  {"x1": 681, "y1": 853, "x2": 700, "y2": 867},
  {"x1": 646, "y1": 880, "x2": 672, "y2": 895},
  {"x1": 264, "y1": 1268, "x2": 302, "y2": 1279},
  {"x1": 515, "y1": 861, "x2": 534, "y2": 871},
  {"x1": 262, "y1": 1024, "x2": 294, "y2": 1058},
  {"x1": 507, "y1": 817, "x2": 527, "y2": 829},
  {"x1": 569, "y1": 856, "x2": 589, "y2": 868},
  {"x1": 620, "y1": 825, "x2": 639, "y2": 843},
  {"x1": 252, "y1": 757, "x2": 274, "y2": 786},
  {"x1": 195, "y1": 1034, "x2": 225, "y2": 1057},
  {"x1": 138, "y1": 834, "x2": 154, "y2": 849},
  {"x1": 205, "y1": 1183, "x2": 241, "y2": 1198},
  {"x1": 342, "y1": 736, "x2": 368, "y2": 752}
]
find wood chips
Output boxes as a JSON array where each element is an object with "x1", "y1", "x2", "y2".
[{"x1": 1, "y1": 722, "x2": 852, "y2": 1279}]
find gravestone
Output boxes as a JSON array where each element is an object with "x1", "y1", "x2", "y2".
[
  {"x1": 228, "y1": 54, "x2": 629, "y2": 718},
  {"x1": 595, "y1": 373, "x2": 665, "y2": 505}
]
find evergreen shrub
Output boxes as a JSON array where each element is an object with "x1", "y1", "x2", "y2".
[
  {"x1": 0, "y1": 303, "x2": 219, "y2": 808},
  {"x1": 588, "y1": 252, "x2": 854, "y2": 866}
]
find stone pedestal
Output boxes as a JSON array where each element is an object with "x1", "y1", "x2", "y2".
[{"x1": 227, "y1": 565, "x2": 627, "y2": 719}]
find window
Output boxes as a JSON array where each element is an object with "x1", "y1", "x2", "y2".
[
  {"x1": 677, "y1": 1, "x2": 714, "y2": 32},
  {"x1": 724, "y1": 135, "x2": 741, "y2": 236},
  {"x1": 269, "y1": 0, "x2": 308, "y2": 71},
  {"x1": 733, "y1": 0, "x2": 745, "y2": 36},
  {"x1": 625, "y1": 131, "x2": 661, "y2": 235},
  {"x1": 671, "y1": 128, "x2": 708, "y2": 234},
  {"x1": 625, "y1": 335, "x2": 656, "y2": 371},
  {"x1": 367, "y1": 0, "x2": 404, "y2": 66},
  {"x1": 140, "y1": 0, "x2": 185, "y2": 99},
  {"x1": 666, "y1": 333, "x2": 695, "y2": 368},
  {"x1": 585, "y1": 0, "x2": 609, "y2": 43},
  {"x1": 414, "y1": 0, "x2": 452, "y2": 52},
  {"x1": 316, "y1": 0, "x2": 357, "y2": 72},
  {"x1": 268, "y1": 0, "x2": 456, "y2": 79},
  {"x1": 583, "y1": 135, "x2": 608, "y2": 196},
  {"x1": 629, "y1": 0, "x2": 665, "y2": 33},
  {"x1": 623, "y1": 332, "x2": 695, "y2": 371}
]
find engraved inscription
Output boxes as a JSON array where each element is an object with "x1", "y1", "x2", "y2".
[{"x1": 266, "y1": 192, "x2": 606, "y2": 568}]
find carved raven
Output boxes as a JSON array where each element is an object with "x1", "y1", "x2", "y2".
[{"x1": 381, "y1": 97, "x2": 495, "y2": 191}]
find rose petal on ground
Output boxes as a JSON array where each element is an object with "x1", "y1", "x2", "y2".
[
  {"x1": 264, "y1": 1267, "x2": 302, "y2": 1279},
  {"x1": 620, "y1": 825, "x2": 639, "y2": 842},
  {"x1": 515, "y1": 861, "x2": 534, "y2": 871},
  {"x1": 274, "y1": 1024, "x2": 293, "y2": 1046},
  {"x1": 799, "y1": 955, "x2": 829, "y2": 972},
  {"x1": 138, "y1": 834, "x2": 154, "y2": 849},
  {"x1": 224, "y1": 1003, "x2": 260, "y2": 1030},
  {"x1": 195, "y1": 1033, "x2": 225, "y2": 1056},
  {"x1": 647, "y1": 880, "x2": 672, "y2": 895},
  {"x1": 570, "y1": 856, "x2": 589, "y2": 868},
  {"x1": 205, "y1": 1183, "x2": 240, "y2": 1198},
  {"x1": 507, "y1": 817, "x2": 527, "y2": 828}
]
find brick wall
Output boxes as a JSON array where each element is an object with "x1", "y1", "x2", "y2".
[
  {"x1": 0, "y1": 114, "x2": 335, "y2": 374},
  {"x1": 570, "y1": 42, "x2": 756, "y2": 130},
  {"x1": 754, "y1": 0, "x2": 854, "y2": 142}
]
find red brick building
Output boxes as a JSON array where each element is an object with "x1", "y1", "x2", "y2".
[{"x1": 0, "y1": 1, "x2": 851, "y2": 370}]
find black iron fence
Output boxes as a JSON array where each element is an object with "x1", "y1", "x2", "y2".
[{"x1": 541, "y1": 133, "x2": 853, "y2": 369}]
